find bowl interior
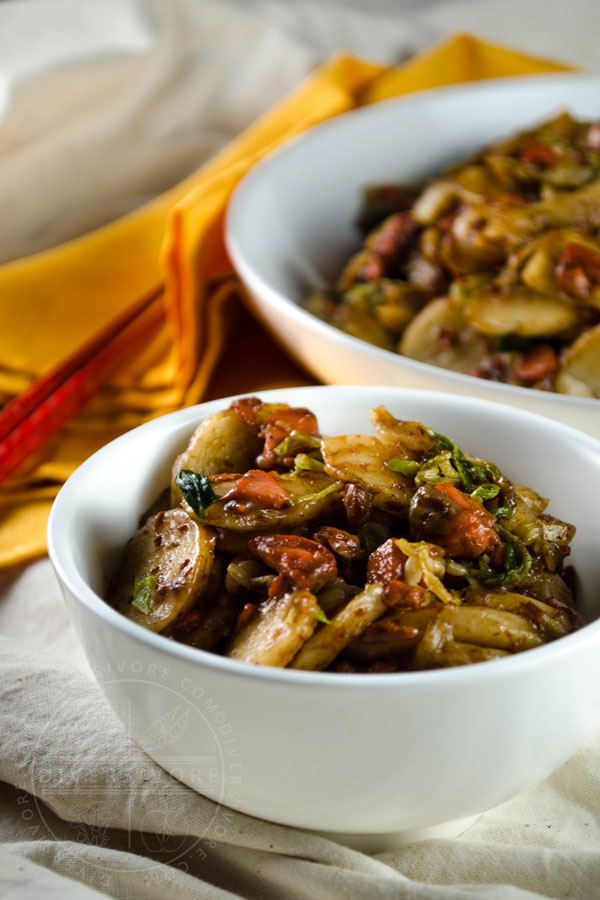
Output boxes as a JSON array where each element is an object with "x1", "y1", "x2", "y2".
[
  {"x1": 228, "y1": 73, "x2": 600, "y2": 321},
  {"x1": 51, "y1": 387, "x2": 600, "y2": 632}
]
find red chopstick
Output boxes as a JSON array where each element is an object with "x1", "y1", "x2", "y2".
[
  {"x1": 0, "y1": 290, "x2": 164, "y2": 486},
  {"x1": 0, "y1": 289, "x2": 161, "y2": 443}
]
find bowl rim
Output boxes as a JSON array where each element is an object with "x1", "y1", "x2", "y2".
[
  {"x1": 226, "y1": 70, "x2": 600, "y2": 412},
  {"x1": 48, "y1": 384, "x2": 600, "y2": 690}
]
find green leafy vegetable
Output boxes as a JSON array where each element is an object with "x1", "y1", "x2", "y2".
[
  {"x1": 424, "y1": 430, "x2": 472, "y2": 488},
  {"x1": 469, "y1": 460, "x2": 503, "y2": 484},
  {"x1": 385, "y1": 458, "x2": 420, "y2": 477},
  {"x1": 293, "y1": 453, "x2": 325, "y2": 473},
  {"x1": 494, "y1": 500, "x2": 517, "y2": 519},
  {"x1": 423, "y1": 429, "x2": 506, "y2": 494},
  {"x1": 467, "y1": 527, "x2": 532, "y2": 587},
  {"x1": 490, "y1": 483, "x2": 517, "y2": 519},
  {"x1": 315, "y1": 606, "x2": 332, "y2": 625},
  {"x1": 295, "y1": 482, "x2": 343, "y2": 504},
  {"x1": 274, "y1": 430, "x2": 321, "y2": 459},
  {"x1": 176, "y1": 469, "x2": 218, "y2": 519},
  {"x1": 470, "y1": 484, "x2": 501, "y2": 503},
  {"x1": 518, "y1": 521, "x2": 544, "y2": 546},
  {"x1": 132, "y1": 575, "x2": 158, "y2": 615},
  {"x1": 414, "y1": 450, "x2": 462, "y2": 486}
]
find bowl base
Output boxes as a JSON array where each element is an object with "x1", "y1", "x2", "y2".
[{"x1": 309, "y1": 813, "x2": 480, "y2": 854}]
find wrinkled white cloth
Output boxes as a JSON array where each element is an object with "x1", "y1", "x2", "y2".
[
  {"x1": 0, "y1": 0, "x2": 321, "y2": 262},
  {"x1": 2, "y1": 1, "x2": 600, "y2": 898}
]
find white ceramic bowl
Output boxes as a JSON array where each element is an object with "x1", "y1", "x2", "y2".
[
  {"x1": 226, "y1": 74, "x2": 600, "y2": 439},
  {"x1": 48, "y1": 386, "x2": 600, "y2": 844}
]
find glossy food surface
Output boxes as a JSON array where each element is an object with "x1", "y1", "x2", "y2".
[
  {"x1": 48, "y1": 387, "x2": 600, "y2": 834},
  {"x1": 303, "y1": 113, "x2": 600, "y2": 398},
  {"x1": 106, "y1": 396, "x2": 581, "y2": 673},
  {"x1": 227, "y1": 75, "x2": 600, "y2": 436}
]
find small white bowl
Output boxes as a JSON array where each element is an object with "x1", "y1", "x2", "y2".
[
  {"x1": 48, "y1": 387, "x2": 600, "y2": 844},
  {"x1": 226, "y1": 73, "x2": 600, "y2": 438}
]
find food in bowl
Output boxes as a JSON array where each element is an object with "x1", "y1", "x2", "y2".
[
  {"x1": 303, "y1": 112, "x2": 600, "y2": 398},
  {"x1": 49, "y1": 386, "x2": 600, "y2": 835},
  {"x1": 106, "y1": 395, "x2": 581, "y2": 672}
]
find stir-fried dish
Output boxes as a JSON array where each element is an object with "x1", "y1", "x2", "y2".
[
  {"x1": 303, "y1": 113, "x2": 600, "y2": 397},
  {"x1": 106, "y1": 398, "x2": 582, "y2": 672}
]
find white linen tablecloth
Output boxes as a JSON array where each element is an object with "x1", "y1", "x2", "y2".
[{"x1": 1, "y1": 1, "x2": 599, "y2": 897}]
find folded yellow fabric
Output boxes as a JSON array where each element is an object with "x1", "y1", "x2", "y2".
[{"x1": 0, "y1": 34, "x2": 572, "y2": 568}]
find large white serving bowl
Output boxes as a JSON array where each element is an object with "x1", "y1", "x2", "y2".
[
  {"x1": 48, "y1": 386, "x2": 600, "y2": 843},
  {"x1": 226, "y1": 74, "x2": 600, "y2": 439}
]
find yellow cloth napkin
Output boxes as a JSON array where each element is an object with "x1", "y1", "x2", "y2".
[{"x1": 0, "y1": 34, "x2": 572, "y2": 568}]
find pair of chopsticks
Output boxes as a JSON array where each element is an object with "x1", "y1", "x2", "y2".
[{"x1": 0, "y1": 290, "x2": 164, "y2": 486}]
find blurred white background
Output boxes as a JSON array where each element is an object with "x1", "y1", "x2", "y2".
[{"x1": 0, "y1": 0, "x2": 595, "y2": 262}]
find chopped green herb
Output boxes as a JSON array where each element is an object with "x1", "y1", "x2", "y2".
[
  {"x1": 293, "y1": 453, "x2": 325, "y2": 473},
  {"x1": 274, "y1": 430, "x2": 321, "y2": 459},
  {"x1": 176, "y1": 469, "x2": 218, "y2": 519},
  {"x1": 385, "y1": 458, "x2": 420, "y2": 477},
  {"x1": 132, "y1": 575, "x2": 158, "y2": 615},
  {"x1": 315, "y1": 606, "x2": 332, "y2": 625}
]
